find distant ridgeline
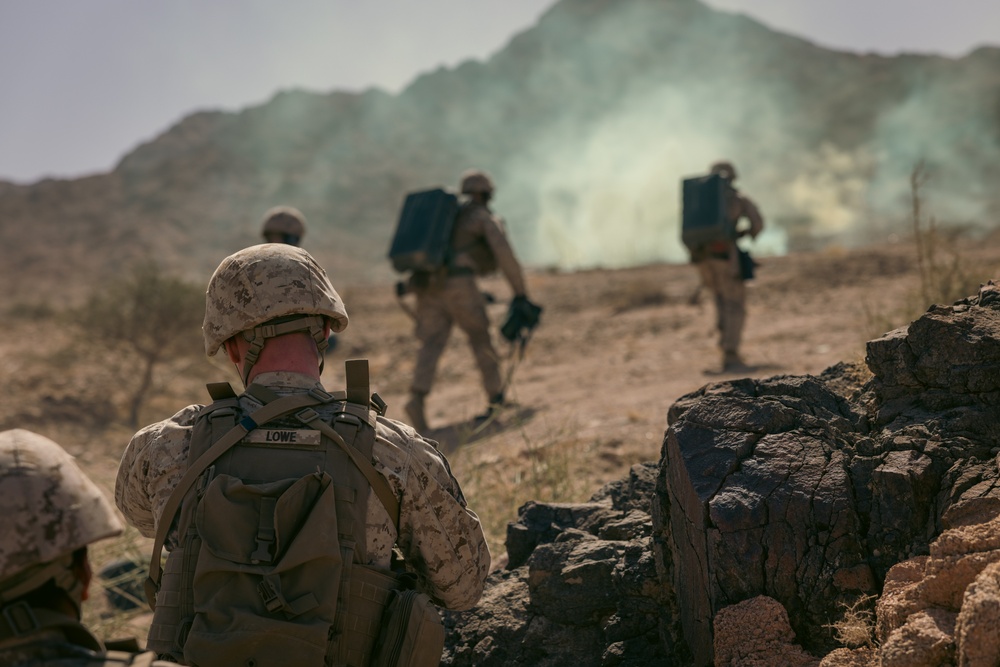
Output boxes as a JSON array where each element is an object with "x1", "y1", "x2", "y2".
[{"x1": 2, "y1": 0, "x2": 999, "y2": 301}]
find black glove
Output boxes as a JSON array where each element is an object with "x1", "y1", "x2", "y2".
[{"x1": 501, "y1": 296, "x2": 543, "y2": 342}]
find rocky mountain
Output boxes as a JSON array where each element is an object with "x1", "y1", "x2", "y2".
[{"x1": 3, "y1": 0, "x2": 999, "y2": 303}]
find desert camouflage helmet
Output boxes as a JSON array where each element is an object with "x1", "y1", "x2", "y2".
[
  {"x1": 0, "y1": 429, "x2": 122, "y2": 600},
  {"x1": 710, "y1": 161, "x2": 738, "y2": 182},
  {"x1": 203, "y1": 244, "x2": 348, "y2": 381},
  {"x1": 261, "y1": 206, "x2": 307, "y2": 240},
  {"x1": 460, "y1": 169, "x2": 495, "y2": 195}
]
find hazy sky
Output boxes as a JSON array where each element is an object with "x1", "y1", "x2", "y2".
[{"x1": 1, "y1": 0, "x2": 997, "y2": 184}]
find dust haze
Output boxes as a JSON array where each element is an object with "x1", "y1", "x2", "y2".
[{"x1": 485, "y1": 4, "x2": 1000, "y2": 270}]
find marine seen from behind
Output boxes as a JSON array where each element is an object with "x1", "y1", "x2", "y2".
[
  {"x1": 115, "y1": 244, "x2": 490, "y2": 666},
  {"x1": 390, "y1": 169, "x2": 541, "y2": 433},
  {"x1": 258, "y1": 204, "x2": 338, "y2": 353},
  {"x1": 0, "y1": 428, "x2": 182, "y2": 666},
  {"x1": 260, "y1": 205, "x2": 307, "y2": 246},
  {"x1": 681, "y1": 160, "x2": 764, "y2": 372}
]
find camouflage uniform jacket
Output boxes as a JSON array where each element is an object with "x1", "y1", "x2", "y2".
[
  {"x1": 450, "y1": 201, "x2": 527, "y2": 296},
  {"x1": 0, "y1": 625, "x2": 179, "y2": 665},
  {"x1": 725, "y1": 187, "x2": 764, "y2": 240},
  {"x1": 115, "y1": 371, "x2": 491, "y2": 610}
]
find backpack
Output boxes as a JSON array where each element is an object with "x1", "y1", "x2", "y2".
[
  {"x1": 387, "y1": 188, "x2": 459, "y2": 273},
  {"x1": 144, "y1": 360, "x2": 442, "y2": 667},
  {"x1": 680, "y1": 173, "x2": 734, "y2": 253}
]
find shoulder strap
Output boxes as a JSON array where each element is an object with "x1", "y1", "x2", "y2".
[
  {"x1": 300, "y1": 412, "x2": 400, "y2": 529},
  {"x1": 244, "y1": 382, "x2": 400, "y2": 530},
  {"x1": 144, "y1": 391, "x2": 324, "y2": 608}
]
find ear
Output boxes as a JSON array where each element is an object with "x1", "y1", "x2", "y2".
[
  {"x1": 323, "y1": 321, "x2": 332, "y2": 338},
  {"x1": 223, "y1": 338, "x2": 241, "y2": 365}
]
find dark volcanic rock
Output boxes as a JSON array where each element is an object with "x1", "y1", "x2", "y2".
[
  {"x1": 445, "y1": 284, "x2": 1000, "y2": 666},
  {"x1": 442, "y1": 462, "x2": 680, "y2": 667},
  {"x1": 655, "y1": 283, "x2": 1000, "y2": 665}
]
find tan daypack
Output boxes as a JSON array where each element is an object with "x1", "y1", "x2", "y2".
[{"x1": 144, "y1": 360, "x2": 444, "y2": 667}]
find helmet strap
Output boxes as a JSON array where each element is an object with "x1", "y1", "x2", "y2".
[
  {"x1": 237, "y1": 315, "x2": 328, "y2": 387},
  {"x1": 0, "y1": 554, "x2": 85, "y2": 615}
]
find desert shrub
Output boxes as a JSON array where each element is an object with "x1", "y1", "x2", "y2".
[
  {"x1": 7, "y1": 299, "x2": 58, "y2": 321},
  {"x1": 71, "y1": 262, "x2": 204, "y2": 427},
  {"x1": 864, "y1": 162, "x2": 991, "y2": 339},
  {"x1": 825, "y1": 594, "x2": 877, "y2": 649},
  {"x1": 910, "y1": 161, "x2": 988, "y2": 309}
]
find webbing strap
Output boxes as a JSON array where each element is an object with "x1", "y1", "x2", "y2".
[
  {"x1": 245, "y1": 382, "x2": 400, "y2": 532},
  {"x1": 145, "y1": 392, "x2": 323, "y2": 609},
  {"x1": 0, "y1": 602, "x2": 102, "y2": 650},
  {"x1": 345, "y1": 359, "x2": 369, "y2": 406},
  {"x1": 298, "y1": 412, "x2": 400, "y2": 531}
]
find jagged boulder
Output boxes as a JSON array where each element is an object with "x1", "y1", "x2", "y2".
[
  {"x1": 446, "y1": 283, "x2": 1000, "y2": 666},
  {"x1": 442, "y1": 463, "x2": 679, "y2": 667},
  {"x1": 654, "y1": 283, "x2": 1000, "y2": 664}
]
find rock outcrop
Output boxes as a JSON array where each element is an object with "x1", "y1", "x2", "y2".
[
  {"x1": 443, "y1": 463, "x2": 674, "y2": 666},
  {"x1": 444, "y1": 284, "x2": 1000, "y2": 666},
  {"x1": 656, "y1": 282, "x2": 1000, "y2": 664}
]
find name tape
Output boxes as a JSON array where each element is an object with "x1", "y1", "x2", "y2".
[{"x1": 243, "y1": 429, "x2": 321, "y2": 445}]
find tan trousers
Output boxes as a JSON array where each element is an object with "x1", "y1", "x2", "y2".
[
  {"x1": 697, "y1": 257, "x2": 746, "y2": 355},
  {"x1": 411, "y1": 275, "x2": 502, "y2": 399}
]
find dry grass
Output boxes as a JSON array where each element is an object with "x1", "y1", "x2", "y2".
[
  {"x1": 824, "y1": 594, "x2": 877, "y2": 649},
  {"x1": 83, "y1": 526, "x2": 154, "y2": 642},
  {"x1": 451, "y1": 414, "x2": 593, "y2": 557},
  {"x1": 608, "y1": 278, "x2": 671, "y2": 315},
  {"x1": 862, "y1": 162, "x2": 992, "y2": 340}
]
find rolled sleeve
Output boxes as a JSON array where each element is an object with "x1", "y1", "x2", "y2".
[{"x1": 481, "y1": 215, "x2": 528, "y2": 297}]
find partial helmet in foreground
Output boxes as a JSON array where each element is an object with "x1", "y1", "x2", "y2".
[
  {"x1": 460, "y1": 170, "x2": 495, "y2": 195},
  {"x1": 0, "y1": 429, "x2": 122, "y2": 602}
]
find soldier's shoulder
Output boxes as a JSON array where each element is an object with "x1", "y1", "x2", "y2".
[
  {"x1": 374, "y1": 416, "x2": 447, "y2": 469},
  {"x1": 375, "y1": 415, "x2": 428, "y2": 449},
  {"x1": 128, "y1": 404, "x2": 203, "y2": 448}
]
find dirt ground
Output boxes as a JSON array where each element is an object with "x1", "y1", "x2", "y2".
[{"x1": 2, "y1": 238, "x2": 996, "y2": 637}]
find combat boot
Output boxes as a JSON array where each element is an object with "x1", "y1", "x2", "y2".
[
  {"x1": 405, "y1": 391, "x2": 429, "y2": 433},
  {"x1": 722, "y1": 351, "x2": 749, "y2": 372},
  {"x1": 475, "y1": 392, "x2": 506, "y2": 423}
]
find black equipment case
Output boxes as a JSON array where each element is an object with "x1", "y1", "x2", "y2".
[
  {"x1": 681, "y1": 173, "x2": 732, "y2": 252},
  {"x1": 388, "y1": 188, "x2": 459, "y2": 273}
]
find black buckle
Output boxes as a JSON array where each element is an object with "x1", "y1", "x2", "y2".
[
  {"x1": 257, "y1": 578, "x2": 283, "y2": 613},
  {"x1": 296, "y1": 408, "x2": 319, "y2": 424},
  {"x1": 308, "y1": 388, "x2": 334, "y2": 403},
  {"x1": 335, "y1": 413, "x2": 362, "y2": 428},
  {"x1": 1, "y1": 601, "x2": 39, "y2": 637}
]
